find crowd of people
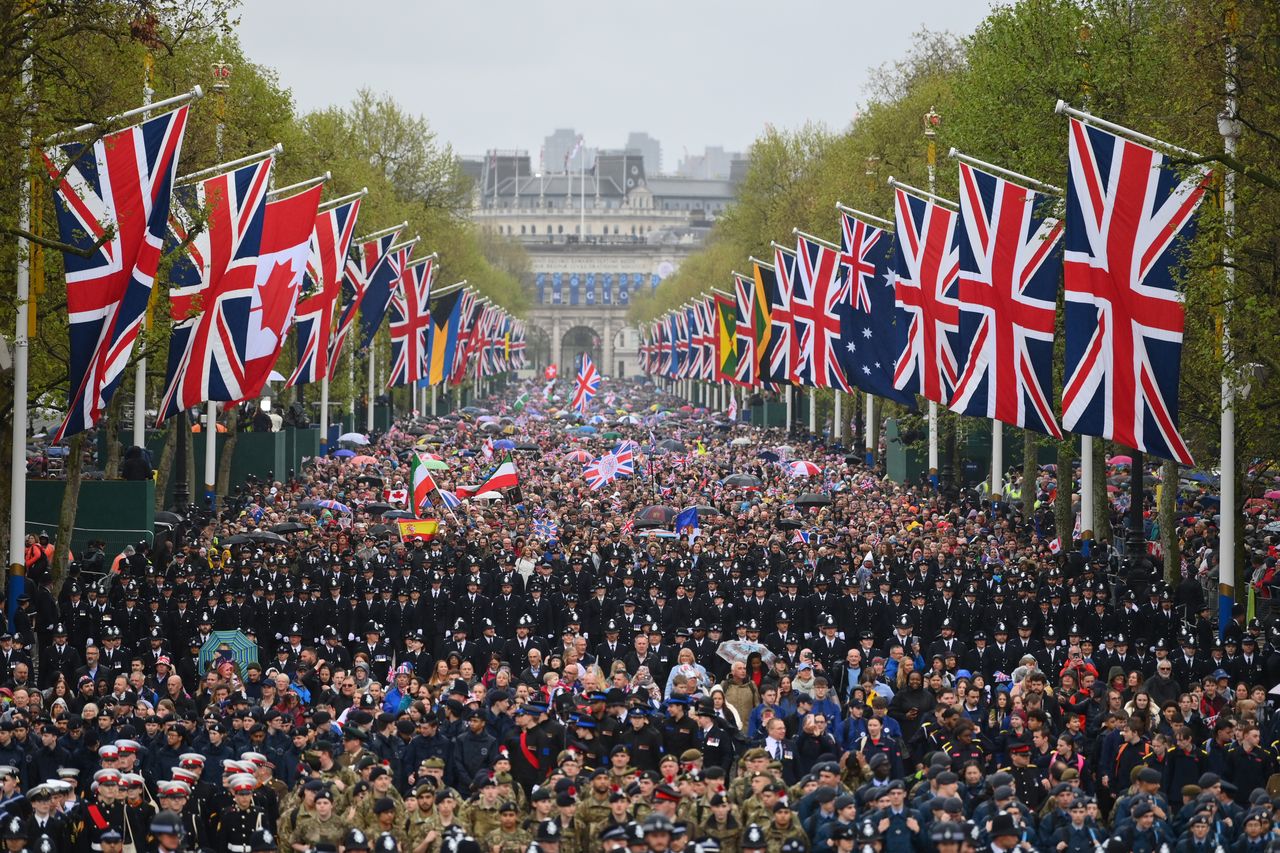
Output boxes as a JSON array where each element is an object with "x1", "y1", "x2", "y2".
[{"x1": 3, "y1": 376, "x2": 1265, "y2": 853}]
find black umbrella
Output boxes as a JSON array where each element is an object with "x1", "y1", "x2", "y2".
[
  {"x1": 384, "y1": 510, "x2": 417, "y2": 520},
  {"x1": 222, "y1": 534, "x2": 254, "y2": 546},
  {"x1": 844, "y1": 454, "x2": 862, "y2": 465},
  {"x1": 364, "y1": 502, "x2": 393, "y2": 516},
  {"x1": 795, "y1": 492, "x2": 832, "y2": 507},
  {"x1": 369, "y1": 524, "x2": 394, "y2": 537},
  {"x1": 357, "y1": 474, "x2": 384, "y2": 488},
  {"x1": 155, "y1": 510, "x2": 184, "y2": 525},
  {"x1": 406, "y1": 426, "x2": 427, "y2": 436},
  {"x1": 270, "y1": 522, "x2": 308, "y2": 534},
  {"x1": 514, "y1": 442, "x2": 540, "y2": 452},
  {"x1": 248, "y1": 530, "x2": 288, "y2": 544},
  {"x1": 777, "y1": 519, "x2": 804, "y2": 530},
  {"x1": 722, "y1": 473, "x2": 763, "y2": 488},
  {"x1": 684, "y1": 505, "x2": 721, "y2": 517},
  {"x1": 658, "y1": 439, "x2": 687, "y2": 452}
]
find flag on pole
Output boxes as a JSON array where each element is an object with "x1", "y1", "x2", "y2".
[
  {"x1": 674, "y1": 507, "x2": 700, "y2": 542},
  {"x1": 949, "y1": 162, "x2": 1064, "y2": 437},
  {"x1": 330, "y1": 228, "x2": 400, "y2": 368},
  {"x1": 835, "y1": 211, "x2": 916, "y2": 407},
  {"x1": 456, "y1": 452, "x2": 519, "y2": 498},
  {"x1": 236, "y1": 184, "x2": 323, "y2": 403},
  {"x1": 727, "y1": 396, "x2": 737, "y2": 421},
  {"x1": 44, "y1": 105, "x2": 190, "y2": 439},
  {"x1": 425, "y1": 286, "x2": 464, "y2": 386},
  {"x1": 359, "y1": 241, "x2": 410, "y2": 352},
  {"x1": 387, "y1": 257, "x2": 434, "y2": 387},
  {"x1": 583, "y1": 448, "x2": 633, "y2": 491},
  {"x1": 383, "y1": 487, "x2": 408, "y2": 505},
  {"x1": 573, "y1": 353, "x2": 601, "y2": 413},
  {"x1": 287, "y1": 196, "x2": 361, "y2": 386},
  {"x1": 732, "y1": 274, "x2": 759, "y2": 387},
  {"x1": 762, "y1": 244, "x2": 797, "y2": 385},
  {"x1": 1061, "y1": 117, "x2": 1210, "y2": 464},
  {"x1": 713, "y1": 294, "x2": 738, "y2": 383},
  {"x1": 891, "y1": 186, "x2": 961, "y2": 405},
  {"x1": 158, "y1": 156, "x2": 275, "y2": 422},
  {"x1": 411, "y1": 453, "x2": 439, "y2": 515},
  {"x1": 792, "y1": 235, "x2": 850, "y2": 390}
]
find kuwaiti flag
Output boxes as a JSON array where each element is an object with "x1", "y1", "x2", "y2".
[
  {"x1": 411, "y1": 454, "x2": 440, "y2": 514},
  {"x1": 457, "y1": 452, "x2": 519, "y2": 498}
]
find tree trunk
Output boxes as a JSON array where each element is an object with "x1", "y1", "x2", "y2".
[
  {"x1": 1056, "y1": 438, "x2": 1074, "y2": 546},
  {"x1": 1091, "y1": 439, "x2": 1113, "y2": 545},
  {"x1": 1022, "y1": 429, "x2": 1036, "y2": 521},
  {"x1": 216, "y1": 406, "x2": 239, "y2": 500},
  {"x1": 153, "y1": 422, "x2": 176, "y2": 512},
  {"x1": 0, "y1": 374, "x2": 12, "y2": 598},
  {"x1": 1160, "y1": 457, "x2": 1179, "y2": 585},
  {"x1": 52, "y1": 433, "x2": 84, "y2": 597}
]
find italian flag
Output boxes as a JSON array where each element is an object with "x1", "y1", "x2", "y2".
[
  {"x1": 411, "y1": 454, "x2": 439, "y2": 515},
  {"x1": 457, "y1": 452, "x2": 519, "y2": 498}
]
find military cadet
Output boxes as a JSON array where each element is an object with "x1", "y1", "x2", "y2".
[
  {"x1": 367, "y1": 798, "x2": 409, "y2": 851},
  {"x1": 292, "y1": 787, "x2": 344, "y2": 852},
  {"x1": 1004, "y1": 743, "x2": 1047, "y2": 813},
  {"x1": 466, "y1": 774, "x2": 505, "y2": 842},
  {"x1": 692, "y1": 700, "x2": 736, "y2": 772},
  {"x1": 24, "y1": 784, "x2": 70, "y2": 852},
  {"x1": 155, "y1": 780, "x2": 204, "y2": 852},
  {"x1": 421, "y1": 787, "x2": 464, "y2": 853},
  {"x1": 149, "y1": 810, "x2": 185, "y2": 853},
  {"x1": 213, "y1": 773, "x2": 268, "y2": 853},
  {"x1": 484, "y1": 801, "x2": 531, "y2": 853},
  {"x1": 699, "y1": 793, "x2": 741, "y2": 853},
  {"x1": 82, "y1": 769, "x2": 127, "y2": 853},
  {"x1": 556, "y1": 790, "x2": 587, "y2": 853},
  {"x1": 576, "y1": 770, "x2": 614, "y2": 830}
]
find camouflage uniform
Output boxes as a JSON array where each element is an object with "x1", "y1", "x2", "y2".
[
  {"x1": 763, "y1": 818, "x2": 809, "y2": 853},
  {"x1": 576, "y1": 792, "x2": 612, "y2": 829},
  {"x1": 699, "y1": 814, "x2": 743, "y2": 853},
  {"x1": 466, "y1": 801, "x2": 503, "y2": 841},
  {"x1": 485, "y1": 826, "x2": 532, "y2": 853},
  {"x1": 293, "y1": 813, "x2": 346, "y2": 851}
]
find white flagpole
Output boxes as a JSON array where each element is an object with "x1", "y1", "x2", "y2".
[
  {"x1": 319, "y1": 374, "x2": 330, "y2": 452},
  {"x1": 865, "y1": 394, "x2": 875, "y2": 461},
  {"x1": 1081, "y1": 436, "x2": 1094, "y2": 534},
  {"x1": 785, "y1": 386, "x2": 793, "y2": 431},
  {"x1": 809, "y1": 388, "x2": 817, "y2": 434},
  {"x1": 132, "y1": 52, "x2": 155, "y2": 449},
  {"x1": 1219, "y1": 14, "x2": 1241, "y2": 630},
  {"x1": 10, "y1": 50, "x2": 33, "y2": 591},
  {"x1": 205, "y1": 59, "x2": 231, "y2": 508},
  {"x1": 367, "y1": 348, "x2": 376, "y2": 432},
  {"x1": 991, "y1": 422, "x2": 1003, "y2": 498},
  {"x1": 834, "y1": 392, "x2": 843, "y2": 442}
]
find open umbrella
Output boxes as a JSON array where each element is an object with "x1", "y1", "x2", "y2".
[
  {"x1": 420, "y1": 458, "x2": 450, "y2": 470},
  {"x1": 267, "y1": 370, "x2": 286, "y2": 383},
  {"x1": 247, "y1": 530, "x2": 288, "y2": 544},
  {"x1": 334, "y1": 449, "x2": 356, "y2": 458},
  {"x1": 369, "y1": 524, "x2": 394, "y2": 537},
  {"x1": 363, "y1": 502, "x2": 393, "y2": 516},
  {"x1": 472, "y1": 491, "x2": 504, "y2": 501},
  {"x1": 1107, "y1": 454, "x2": 1132, "y2": 466},
  {"x1": 602, "y1": 432, "x2": 622, "y2": 440},
  {"x1": 383, "y1": 510, "x2": 417, "y2": 520},
  {"x1": 731, "y1": 437, "x2": 753, "y2": 446},
  {"x1": 1266, "y1": 490, "x2": 1280, "y2": 500},
  {"x1": 338, "y1": 432, "x2": 369, "y2": 445},
  {"x1": 155, "y1": 511, "x2": 184, "y2": 525},
  {"x1": 683, "y1": 505, "x2": 721, "y2": 517},
  {"x1": 795, "y1": 492, "x2": 832, "y2": 507},
  {"x1": 221, "y1": 534, "x2": 256, "y2": 546},
  {"x1": 348, "y1": 455, "x2": 379, "y2": 466},
  {"x1": 756, "y1": 451, "x2": 780, "y2": 463},
  {"x1": 301, "y1": 499, "x2": 351, "y2": 514},
  {"x1": 634, "y1": 505, "x2": 678, "y2": 528},
  {"x1": 721, "y1": 473, "x2": 763, "y2": 488},
  {"x1": 514, "y1": 442, "x2": 540, "y2": 453},
  {"x1": 197, "y1": 630, "x2": 259, "y2": 675},
  {"x1": 563, "y1": 450, "x2": 593, "y2": 464},
  {"x1": 777, "y1": 519, "x2": 804, "y2": 530},
  {"x1": 357, "y1": 475, "x2": 384, "y2": 488},
  {"x1": 659, "y1": 439, "x2": 687, "y2": 452},
  {"x1": 270, "y1": 522, "x2": 308, "y2": 534},
  {"x1": 492, "y1": 439, "x2": 516, "y2": 451},
  {"x1": 787, "y1": 461, "x2": 822, "y2": 478},
  {"x1": 716, "y1": 640, "x2": 775, "y2": 668},
  {"x1": 480, "y1": 421, "x2": 502, "y2": 433}
]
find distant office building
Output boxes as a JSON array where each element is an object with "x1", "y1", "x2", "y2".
[
  {"x1": 625, "y1": 132, "x2": 662, "y2": 175},
  {"x1": 676, "y1": 146, "x2": 744, "y2": 181},
  {"x1": 544, "y1": 128, "x2": 595, "y2": 172}
]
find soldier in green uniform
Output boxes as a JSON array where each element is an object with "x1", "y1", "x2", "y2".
[
  {"x1": 366, "y1": 797, "x2": 410, "y2": 851},
  {"x1": 466, "y1": 775, "x2": 505, "y2": 843},
  {"x1": 575, "y1": 770, "x2": 614, "y2": 830},
  {"x1": 729, "y1": 752, "x2": 772, "y2": 805},
  {"x1": 291, "y1": 788, "x2": 345, "y2": 852},
  {"x1": 484, "y1": 801, "x2": 532, "y2": 853},
  {"x1": 404, "y1": 785, "x2": 435, "y2": 853},
  {"x1": 699, "y1": 793, "x2": 742, "y2": 853},
  {"x1": 556, "y1": 791, "x2": 587, "y2": 853},
  {"x1": 762, "y1": 802, "x2": 808, "y2": 853},
  {"x1": 420, "y1": 789, "x2": 465, "y2": 853}
]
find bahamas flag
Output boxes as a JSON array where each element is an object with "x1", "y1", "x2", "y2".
[{"x1": 425, "y1": 287, "x2": 463, "y2": 385}]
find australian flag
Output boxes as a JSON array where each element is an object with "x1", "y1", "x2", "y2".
[{"x1": 835, "y1": 211, "x2": 916, "y2": 407}]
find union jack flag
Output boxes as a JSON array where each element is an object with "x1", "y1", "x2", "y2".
[
  {"x1": 387, "y1": 256, "x2": 434, "y2": 386},
  {"x1": 667, "y1": 312, "x2": 684, "y2": 378},
  {"x1": 732, "y1": 274, "x2": 758, "y2": 387},
  {"x1": 700, "y1": 296, "x2": 717, "y2": 381},
  {"x1": 835, "y1": 212, "x2": 916, "y2": 407},
  {"x1": 683, "y1": 304, "x2": 704, "y2": 380},
  {"x1": 43, "y1": 106, "x2": 190, "y2": 440},
  {"x1": 158, "y1": 156, "x2": 274, "y2": 422},
  {"x1": 949, "y1": 163, "x2": 1064, "y2": 437},
  {"x1": 329, "y1": 228, "x2": 400, "y2": 368},
  {"x1": 1061, "y1": 118, "x2": 1210, "y2": 464},
  {"x1": 892, "y1": 187, "x2": 961, "y2": 405},
  {"x1": 762, "y1": 244, "x2": 797, "y2": 384},
  {"x1": 287, "y1": 197, "x2": 361, "y2": 386},
  {"x1": 449, "y1": 291, "x2": 483, "y2": 386},
  {"x1": 359, "y1": 239, "x2": 410, "y2": 352},
  {"x1": 532, "y1": 518, "x2": 559, "y2": 542},
  {"x1": 792, "y1": 235, "x2": 849, "y2": 391},
  {"x1": 572, "y1": 353, "x2": 601, "y2": 413},
  {"x1": 584, "y1": 449, "x2": 634, "y2": 491}
]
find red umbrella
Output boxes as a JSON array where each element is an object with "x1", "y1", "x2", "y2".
[{"x1": 1108, "y1": 455, "x2": 1133, "y2": 466}]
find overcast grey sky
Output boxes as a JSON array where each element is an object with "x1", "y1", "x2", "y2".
[{"x1": 238, "y1": 1, "x2": 993, "y2": 170}]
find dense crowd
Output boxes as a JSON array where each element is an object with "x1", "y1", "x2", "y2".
[{"x1": 4, "y1": 377, "x2": 1267, "y2": 853}]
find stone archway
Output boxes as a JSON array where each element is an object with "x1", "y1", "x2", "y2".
[{"x1": 559, "y1": 325, "x2": 602, "y2": 376}]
